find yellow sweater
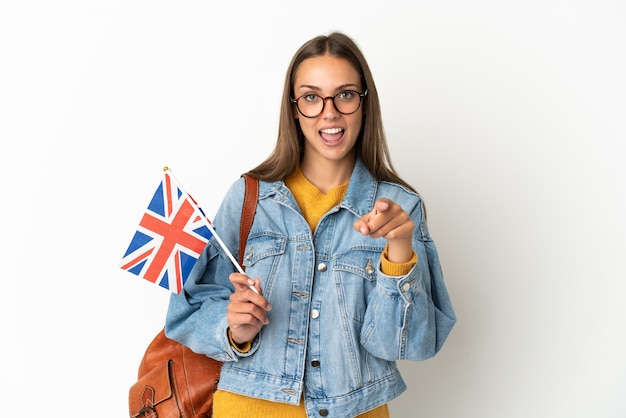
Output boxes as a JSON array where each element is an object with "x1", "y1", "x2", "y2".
[{"x1": 214, "y1": 169, "x2": 417, "y2": 418}]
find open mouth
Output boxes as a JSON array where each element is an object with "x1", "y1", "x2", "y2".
[{"x1": 320, "y1": 127, "x2": 344, "y2": 144}]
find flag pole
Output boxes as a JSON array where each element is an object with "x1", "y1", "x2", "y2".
[{"x1": 164, "y1": 166, "x2": 259, "y2": 294}]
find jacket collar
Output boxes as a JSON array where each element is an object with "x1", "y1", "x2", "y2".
[
  {"x1": 340, "y1": 158, "x2": 378, "y2": 217},
  {"x1": 258, "y1": 157, "x2": 378, "y2": 217}
]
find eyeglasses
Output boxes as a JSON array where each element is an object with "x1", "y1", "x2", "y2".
[{"x1": 291, "y1": 89, "x2": 368, "y2": 118}]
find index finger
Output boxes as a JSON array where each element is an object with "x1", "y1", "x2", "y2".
[{"x1": 229, "y1": 272, "x2": 261, "y2": 294}]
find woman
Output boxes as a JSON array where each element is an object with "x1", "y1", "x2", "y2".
[{"x1": 165, "y1": 31, "x2": 456, "y2": 418}]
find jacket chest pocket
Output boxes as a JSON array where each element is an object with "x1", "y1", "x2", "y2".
[
  {"x1": 242, "y1": 232, "x2": 287, "y2": 283},
  {"x1": 334, "y1": 248, "x2": 382, "y2": 322}
]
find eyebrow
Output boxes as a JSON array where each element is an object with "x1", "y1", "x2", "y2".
[{"x1": 296, "y1": 83, "x2": 361, "y2": 93}]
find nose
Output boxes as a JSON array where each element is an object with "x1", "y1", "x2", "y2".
[{"x1": 320, "y1": 96, "x2": 340, "y2": 117}]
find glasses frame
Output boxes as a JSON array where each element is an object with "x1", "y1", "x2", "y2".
[{"x1": 290, "y1": 89, "x2": 368, "y2": 118}]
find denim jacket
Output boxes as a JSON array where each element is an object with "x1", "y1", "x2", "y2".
[{"x1": 165, "y1": 158, "x2": 456, "y2": 418}]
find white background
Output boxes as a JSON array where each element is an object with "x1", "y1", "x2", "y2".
[{"x1": 2, "y1": 1, "x2": 625, "y2": 417}]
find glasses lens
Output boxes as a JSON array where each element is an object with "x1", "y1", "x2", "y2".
[
  {"x1": 297, "y1": 95, "x2": 324, "y2": 118},
  {"x1": 333, "y1": 90, "x2": 361, "y2": 115}
]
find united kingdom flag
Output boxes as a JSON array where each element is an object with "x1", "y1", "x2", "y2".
[{"x1": 120, "y1": 168, "x2": 213, "y2": 293}]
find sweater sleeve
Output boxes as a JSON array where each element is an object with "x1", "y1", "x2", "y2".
[
  {"x1": 228, "y1": 328, "x2": 253, "y2": 353},
  {"x1": 379, "y1": 243, "x2": 417, "y2": 276}
]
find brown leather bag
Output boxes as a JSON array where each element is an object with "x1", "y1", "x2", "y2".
[{"x1": 128, "y1": 174, "x2": 259, "y2": 418}]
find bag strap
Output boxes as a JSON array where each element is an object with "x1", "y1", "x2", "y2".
[{"x1": 239, "y1": 174, "x2": 258, "y2": 269}]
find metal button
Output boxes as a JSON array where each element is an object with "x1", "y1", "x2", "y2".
[
  {"x1": 311, "y1": 360, "x2": 320, "y2": 368},
  {"x1": 317, "y1": 263, "x2": 327, "y2": 272},
  {"x1": 402, "y1": 282, "x2": 411, "y2": 292},
  {"x1": 311, "y1": 309, "x2": 320, "y2": 319},
  {"x1": 319, "y1": 408, "x2": 329, "y2": 416}
]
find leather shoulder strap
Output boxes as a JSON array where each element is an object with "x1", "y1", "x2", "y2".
[{"x1": 239, "y1": 174, "x2": 259, "y2": 269}]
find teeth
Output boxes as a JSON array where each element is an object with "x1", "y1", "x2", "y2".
[{"x1": 320, "y1": 128, "x2": 343, "y2": 134}]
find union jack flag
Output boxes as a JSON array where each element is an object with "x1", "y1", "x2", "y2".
[{"x1": 120, "y1": 168, "x2": 213, "y2": 293}]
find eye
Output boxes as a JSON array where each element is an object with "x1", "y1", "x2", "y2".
[
  {"x1": 337, "y1": 90, "x2": 356, "y2": 101},
  {"x1": 303, "y1": 94, "x2": 320, "y2": 103}
]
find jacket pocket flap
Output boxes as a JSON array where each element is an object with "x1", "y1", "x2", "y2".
[{"x1": 242, "y1": 232, "x2": 287, "y2": 266}]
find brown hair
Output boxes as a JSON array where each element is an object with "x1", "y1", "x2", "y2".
[{"x1": 246, "y1": 31, "x2": 415, "y2": 193}]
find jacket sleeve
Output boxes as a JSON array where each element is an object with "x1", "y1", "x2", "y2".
[
  {"x1": 360, "y1": 198, "x2": 456, "y2": 361},
  {"x1": 164, "y1": 177, "x2": 258, "y2": 362}
]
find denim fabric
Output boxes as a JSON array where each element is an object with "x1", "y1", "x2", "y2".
[{"x1": 165, "y1": 158, "x2": 456, "y2": 418}]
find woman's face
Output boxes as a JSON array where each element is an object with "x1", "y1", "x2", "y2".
[{"x1": 292, "y1": 54, "x2": 364, "y2": 170}]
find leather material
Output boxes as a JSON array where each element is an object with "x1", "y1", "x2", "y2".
[
  {"x1": 128, "y1": 174, "x2": 258, "y2": 418},
  {"x1": 129, "y1": 336, "x2": 221, "y2": 418}
]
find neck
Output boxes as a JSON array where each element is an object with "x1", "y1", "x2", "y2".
[{"x1": 300, "y1": 155, "x2": 355, "y2": 194}]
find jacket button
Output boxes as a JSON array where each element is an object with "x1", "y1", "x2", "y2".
[
  {"x1": 311, "y1": 309, "x2": 320, "y2": 319},
  {"x1": 402, "y1": 282, "x2": 411, "y2": 292},
  {"x1": 317, "y1": 263, "x2": 327, "y2": 272},
  {"x1": 319, "y1": 408, "x2": 329, "y2": 416},
  {"x1": 311, "y1": 360, "x2": 320, "y2": 368}
]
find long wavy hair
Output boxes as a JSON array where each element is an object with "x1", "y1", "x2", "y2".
[{"x1": 246, "y1": 32, "x2": 415, "y2": 193}]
